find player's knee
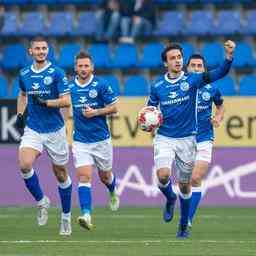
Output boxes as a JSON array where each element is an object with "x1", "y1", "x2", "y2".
[
  {"x1": 19, "y1": 158, "x2": 33, "y2": 172},
  {"x1": 77, "y1": 174, "x2": 91, "y2": 183},
  {"x1": 179, "y1": 182, "x2": 190, "y2": 194},
  {"x1": 191, "y1": 175, "x2": 202, "y2": 187},
  {"x1": 99, "y1": 173, "x2": 110, "y2": 184},
  {"x1": 53, "y1": 165, "x2": 68, "y2": 183},
  {"x1": 158, "y1": 175, "x2": 170, "y2": 186}
]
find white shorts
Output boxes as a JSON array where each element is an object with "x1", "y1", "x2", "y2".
[
  {"x1": 153, "y1": 134, "x2": 196, "y2": 183},
  {"x1": 72, "y1": 139, "x2": 113, "y2": 171},
  {"x1": 20, "y1": 126, "x2": 69, "y2": 166},
  {"x1": 196, "y1": 141, "x2": 213, "y2": 163}
]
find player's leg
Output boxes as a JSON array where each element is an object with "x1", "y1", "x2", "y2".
[
  {"x1": 175, "y1": 137, "x2": 196, "y2": 239},
  {"x1": 94, "y1": 139, "x2": 119, "y2": 211},
  {"x1": 72, "y1": 141, "x2": 94, "y2": 230},
  {"x1": 189, "y1": 141, "x2": 212, "y2": 227},
  {"x1": 45, "y1": 127, "x2": 72, "y2": 235},
  {"x1": 19, "y1": 127, "x2": 50, "y2": 226},
  {"x1": 154, "y1": 135, "x2": 176, "y2": 222}
]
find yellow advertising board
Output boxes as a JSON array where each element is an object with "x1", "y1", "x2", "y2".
[{"x1": 66, "y1": 97, "x2": 256, "y2": 147}]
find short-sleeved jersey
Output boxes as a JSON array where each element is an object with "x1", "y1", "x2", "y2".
[
  {"x1": 147, "y1": 59, "x2": 232, "y2": 138},
  {"x1": 19, "y1": 62, "x2": 70, "y2": 133},
  {"x1": 196, "y1": 84, "x2": 223, "y2": 143},
  {"x1": 70, "y1": 75, "x2": 118, "y2": 143}
]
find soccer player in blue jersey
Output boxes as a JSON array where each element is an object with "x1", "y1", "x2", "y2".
[
  {"x1": 16, "y1": 37, "x2": 72, "y2": 235},
  {"x1": 69, "y1": 51, "x2": 119, "y2": 230},
  {"x1": 147, "y1": 40, "x2": 235, "y2": 238},
  {"x1": 186, "y1": 54, "x2": 225, "y2": 228}
]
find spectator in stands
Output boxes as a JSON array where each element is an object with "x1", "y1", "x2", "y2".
[
  {"x1": 0, "y1": 6, "x2": 5, "y2": 31},
  {"x1": 120, "y1": 0, "x2": 156, "y2": 43},
  {"x1": 95, "y1": 0, "x2": 121, "y2": 41}
]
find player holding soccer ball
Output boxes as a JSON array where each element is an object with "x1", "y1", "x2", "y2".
[
  {"x1": 145, "y1": 40, "x2": 235, "y2": 238},
  {"x1": 16, "y1": 37, "x2": 72, "y2": 235},
  {"x1": 186, "y1": 54, "x2": 224, "y2": 228},
  {"x1": 69, "y1": 51, "x2": 119, "y2": 230}
]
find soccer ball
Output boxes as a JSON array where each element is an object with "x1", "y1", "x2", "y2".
[{"x1": 138, "y1": 106, "x2": 163, "y2": 132}]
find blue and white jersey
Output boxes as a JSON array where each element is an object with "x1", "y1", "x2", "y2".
[
  {"x1": 70, "y1": 75, "x2": 118, "y2": 143},
  {"x1": 19, "y1": 62, "x2": 70, "y2": 133},
  {"x1": 196, "y1": 84, "x2": 223, "y2": 143},
  {"x1": 147, "y1": 59, "x2": 232, "y2": 138}
]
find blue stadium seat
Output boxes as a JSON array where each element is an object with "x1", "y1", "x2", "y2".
[
  {"x1": 2, "y1": 44, "x2": 27, "y2": 70},
  {"x1": 30, "y1": 0, "x2": 56, "y2": 3},
  {"x1": 154, "y1": 11, "x2": 185, "y2": 36},
  {"x1": 19, "y1": 12, "x2": 45, "y2": 36},
  {"x1": 138, "y1": 42, "x2": 164, "y2": 68},
  {"x1": 88, "y1": 44, "x2": 111, "y2": 68},
  {"x1": 3, "y1": 0, "x2": 28, "y2": 3},
  {"x1": 99, "y1": 75, "x2": 120, "y2": 95},
  {"x1": 242, "y1": 10, "x2": 256, "y2": 35},
  {"x1": 58, "y1": 43, "x2": 81, "y2": 69},
  {"x1": 185, "y1": 11, "x2": 214, "y2": 36},
  {"x1": 181, "y1": 42, "x2": 195, "y2": 64},
  {"x1": 10, "y1": 77, "x2": 20, "y2": 98},
  {"x1": 46, "y1": 12, "x2": 74, "y2": 36},
  {"x1": 72, "y1": 12, "x2": 97, "y2": 36},
  {"x1": 215, "y1": 11, "x2": 241, "y2": 35},
  {"x1": 1, "y1": 12, "x2": 18, "y2": 36},
  {"x1": 0, "y1": 76, "x2": 8, "y2": 98},
  {"x1": 170, "y1": 0, "x2": 197, "y2": 3},
  {"x1": 110, "y1": 44, "x2": 137, "y2": 68},
  {"x1": 232, "y1": 42, "x2": 256, "y2": 69},
  {"x1": 239, "y1": 75, "x2": 256, "y2": 96},
  {"x1": 124, "y1": 75, "x2": 149, "y2": 96},
  {"x1": 214, "y1": 76, "x2": 236, "y2": 96},
  {"x1": 201, "y1": 42, "x2": 224, "y2": 69}
]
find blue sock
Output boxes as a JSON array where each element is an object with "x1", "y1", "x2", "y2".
[
  {"x1": 158, "y1": 179, "x2": 177, "y2": 202},
  {"x1": 189, "y1": 187, "x2": 202, "y2": 223},
  {"x1": 58, "y1": 176, "x2": 72, "y2": 214},
  {"x1": 78, "y1": 183, "x2": 92, "y2": 215},
  {"x1": 179, "y1": 192, "x2": 192, "y2": 227},
  {"x1": 105, "y1": 173, "x2": 116, "y2": 193},
  {"x1": 22, "y1": 169, "x2": 44, "y2": 202}
]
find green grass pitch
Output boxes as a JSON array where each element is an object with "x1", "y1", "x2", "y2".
[{"x1": 0, "y1": 207, "x2": 255, "y2": 256}]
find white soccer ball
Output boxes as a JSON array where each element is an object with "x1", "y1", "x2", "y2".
[{"x1": 138, "y1": 106, "x2": 163, "y2": 132}]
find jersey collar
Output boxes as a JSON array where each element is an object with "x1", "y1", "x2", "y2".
[
  {"x1": 31, "y1": 61, "x2": 51, "y2": 73},
  {"x1": 164, "y1": 71, "x2": 184, "y2": 84},
  {"x1": 75, "y1": 75, "x2": 94, "y2": 88}
]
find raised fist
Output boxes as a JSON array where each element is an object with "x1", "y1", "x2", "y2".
[{"x1": 224, "y1": 40, "x2": 236, "y2": 60}]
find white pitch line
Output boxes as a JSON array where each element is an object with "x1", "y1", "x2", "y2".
[{"x1": 0, "y1": 240, "x2": 256, "y2": 244}]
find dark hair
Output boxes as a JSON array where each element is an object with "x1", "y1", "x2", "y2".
[
  {"x1": 75, "y1": 51, "x2": 93, "y2": 63},
  {"x1": 161, "y1": 43, "x2": 183, "y2": 63},
  {"x1": 187, "y1": 54, "x2": 207, "y2": 70},
  {"x1": 30, "y1": 36, "x2": 48, "y2": 47}
]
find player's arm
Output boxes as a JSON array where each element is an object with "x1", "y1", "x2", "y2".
[
  {"x1": 194, "y1": 40, "x2": 236, "y2": 88},
  {"x1": 211, "y1": 88, "x2": 224, "y2": 128},
  {"x1": 147, "y1": 83, "x2": 159, "y2": 107},
  {"x1": 16, "y1": 75, "x2": 27, "y2": 129},
  {"x1": 83, "y1": 102, "x2": 118, "y2": 118}
]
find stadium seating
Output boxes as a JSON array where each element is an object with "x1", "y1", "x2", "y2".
[
  {"x1": 2, "y1": 44, "x2": 27, "y2": 70},
  {"x1": 110, "y1": 44, "x2": 138, "y2": 69},
  {"x1": 243, "y1": 11, "x2": 256, "y2": 35},
  {"x1": 201, "y1": 42, "x2": 224, "y2": 69},
  {"x1": 1, "y1": 12, "x2": 18, "y2": 36},
  {"x1": 232, "y1": 42, "x2": 256, "y2": 69},
  {"x1": 185, "y1": 11, "x2": 214, "y2": 36},
  {"x1": 154, "y1": 11, "x2": 185, "y2": 36},
  {"x1": 215, "y1": 11, "x2": 242, "y2": 35},
  {"x1": 239, "y1": 75, "x2": 256, "y2": 96},
  {"x1": 124, "y1": 75, "x2": 149, "y2": 96},
  {"x1": 99, "y1": 75, "x2": 120, "y2": 95},
  {"x1": 214, "y1": 76, "x2": 237, "y2": 96},
  {"x1": 88, "y1": 44, "x2": 111, "y2": 68},
  {"x1": 19, "y1": 12, "x2": 45, "y2": 36},
  {"x1": 58, "y1": 43, "x2": 81, "y2": 69},
  {"x1": 10, "y1": 77, "x2": 20, "y2": 98},
  {"x1": 138, "y1": 42, "x2": 164, "y2": 68},
  {"x1": 0, "y1": 76, "x2": 8, "y2": 98},
  {"x1": 46, "y1": 12, "x2": 74, "y2": 36},
  {"x1": 181, "y1": 42, "x2": 195, "y2": 64},
  {"x1": 71, "y1": 12, "x2": 97, "y2": 36}
]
